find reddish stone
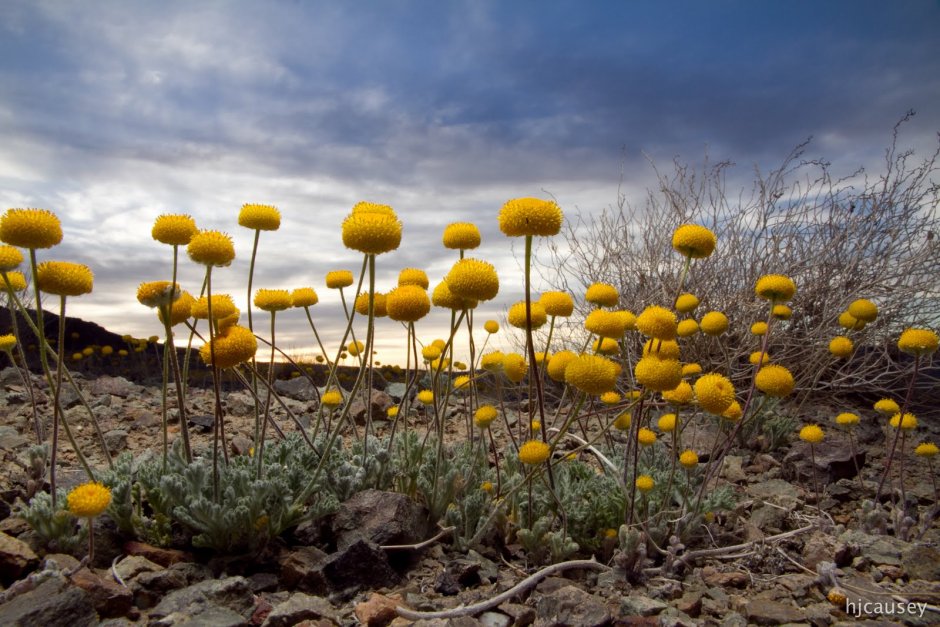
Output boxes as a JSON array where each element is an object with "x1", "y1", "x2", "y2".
[
  {"x1": 123, "y1": 540, "x2": 193, "y2": 567},
  {"x1": 70, "y1": 567, "x2": 134, "y2": 618},
  {"x1": 354, "y1": 592, "x2": 403, "y2": 627}
]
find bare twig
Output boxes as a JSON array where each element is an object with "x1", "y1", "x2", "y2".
[{"x1": 381, "y1": 526, "x2": 456, "y2": 551}]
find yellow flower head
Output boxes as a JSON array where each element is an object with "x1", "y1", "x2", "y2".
[
  {"x1": 873, "y1": 398, "x2": 900, "y2": 416},
  {"x1": 291, "y1": 287, "x2": 319, "y2": 308},
  {"x1": 897, "y1": 328, "x2": 939, "y2": 356},
  {"x1": 613, "y1": 411, "x2": 632, "y2": 431},
  {"x1": 546, "y1": 350, "x2": 577, "y2": 382},
  {"x1": 36, "y1": 261, "x2": 93, "y2": 297},
  {"x1": 422, "y1": 344, "x2": 442, "y2": 361},
  {"x1": 750, "y1": 321, "x2": 768, "y2": 336},
  {"x1": 238, "y1": 203, "x2": 280, "y2": 231},
  {"x1": 101, "y1": 346, "x2": 113, "y2": 356},
  {"x1": 635, "y1": 474, "x2": 655, "y2": 493},
  {"x1": 453, "y1": 375, "x2": 471, "y2": 391},
  {"x1": 192, "y1": 294, "x2": 238, "y2": 320},
  {"x1": 700, "y1": 311, "x2": 729, "y2": 336},
  {"x1": 481, "y1": 481, "x2": 494, "y2": 493},
  {"x1": 722, "y1": 400, "x2": 743, "y2": 422},
  {"x1": 432, "y1": 281, "x2": 477, "y2": 311},
  {"x1": 636, "y1": 305, "x2": 678, "y2": 340},
  {"x1": 674, "y1": 293, "x2": 699, "y2": 313},
  {"x1": 518, "y1": 440, "x2": 551, "y2": 465},
  {"x1": 254, "y1": 289, "x2": 292, "y2": 312},
  {"x1": 672, "y1": 224, "x2": 717, "y2": 258},
  {"x1": 0, "y1": 208, "x2": 63, "y2": 249},
  {"x1": 498, "y1": 197, "x2": 563, "y2": 237},
  {"x1": 72, "y1": 352, "x2": 83, "y2": 361},
  {"x1": 530, "y1": 420, "x2": 541, "y2": 432},
  {"x1": 484, "y1": 319, "x2": 499, "y2": 334},
  {"x1": 540, "y1": 291, "x2": 574, "y2": 317},
  {"x1": 585, "y1": 282, "x2": 619, "y2": 307},
  {"x1": 616, "y1": 310, "x2": 637, "y2": 331},
  {"x1": 772, "y1": 304, "x2": 793, "y2": 320},
  {"x1": 387, "y1": 406, "x2": 399, "y2": 418},
  {"x1": 387, "y1": 285, "x2": 431, "y2": 322},
  {"x1": 2, "y1": 270, "x2": 27, "y2": 292},
  {"x1": 354, "y1": 292, "x2": 388, "y2": 317},
  {"x1": 321, "y1": 389, "x2": 344, "y2": 407},
  {"x1": 662, "y1": 380, "x2": 693, "y2": 405},
  {"x1": 508, "y1": 301, "x2": 547, "y2": 329},
  {"x1": 158, "y1": 291, "x2": 195, "y2": 326},
  {"x1": 474, "y1": 404, "x2": 498, "y2": 428},
  {"x1": 848, "y1": 298, "x2": 878, "y2": 323},
  {"x1": 342, "y1": 204, "x2": 402, "y2": 255},
  {"x1": 137, "y1": 281, "x2": 180, "y2": 309},
  {"x1": 593, "y1": 337, "x2": 619, "y2": 355},
  {"x1": 755, "y1": 364, "x2": 795, "y2": 397},
  {"x1": 152, "y1": 213, "x2": 197, "y2": 246},
  {"x1": 658, "y1": 413, "x2": 678, "y2": 433},
  {"x1": 187, "y1": 230, "x2": 235, "y2": 267},
  {"x1": 634, "y1": 356, "x2": 682, "y2": 392},
  {"x1": 799, "y1": 424, "x2": 825, "y2": 444},
  {"x1": 446, "y1": 258, "x2": 499, "y2": 301},
  {"x1": 677, "y1": 319, "x2": 699, "y2": 337},
  {"x1": 889, "y1": 412, "x2": 918, "y2": 430},
  {"x1": 643, "y1": 339, "x2": 680, "y2": 360},
  {"x1": 442, "y1": 222, "x2": 481, "y2": 250},
  {"x1": 749, "y1": 351, "x2": 770, "y2": 366},
  {"x1": 82, "y1": 346, "x2": 95, "y2": 357},
  {"x1": 694, "y1": 373, "x2": 736, "y2": 415},
  {"x1": 828, "y1": 589, "x2": 847, "y2": 607},
  {"x1": 682, "y1": 362, "x2": 702, "y2": 377},
  {"x1": 199, "y1": 325, "x2": 257, "y2": 368},
  {"x1": 326, "y1": 270, "x2": 354, "y2": 289},
  {"x1": 838, "y1": 310, "x2": 863, "y2": 330},
  {"x1": 829, "y1": 336, "x2": 853, "y2": 358},
  {"x1": 502, "y1": 353, "x2": 528, "y2": 383},
  {"x1": 416, "y1": 389, "x2": 434, "y2": 405},
  {"x1": 679, "y1": 450, "x2": 699, "y2": 469},
  {"x1": 585, "y1": 309, "x2": 627, "y2": 339},
  {"x1": 398, "y1": 267, "x2": 429, "y2": 289},
  {"x1": 481, "y1": 350, "x2": 504, "y2": 372},
  {"x1": 600, "y1": 391, "x2": 621, "y2": 405},
  {"x1": 755, "y1": 274, "x2": 796, "y2": 302},
  {"x1": 915, "y1": 442, "x2": 939, "y2": 458},
  {"x1": 835, "y1": 412, "x2": 859, "y2": 427},
  {"x1": 565, "y1": 354, "x2": 620, "y2": 395},
  {"x1": 347, "y1": 340, "x2": 365, "y2": 357},
  {"x1": 0, "y1": 245, "x2": 23, "y2": 272},
  {"x1": 67, "y1": 481, "x2": 111, "y2": 518},
  {"x1": 0, "y1": 334, "x2": 16, "y2": 352}
]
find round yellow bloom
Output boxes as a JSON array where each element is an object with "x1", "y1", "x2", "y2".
[
  {"x1": 67, "y1": 482, "x2": 111, "y2": 518},
  {"x1": 152, "y1": 214, "x2": 197, "y2": 246},
  {"x1": 397, "y1": 268, "x2": 429, "y2": 289},
  {"x1": 643, "y1": 339, "x2": 680, "y2": 360},
  {"x1": 498, "y1": 197, "x2": 563, "y2": 237},
  {"x1": 0, "y1": 334, "x2": 16, "y2": 352},
  {"x1": 634, "y1": 356, "x2": 682, "y2": 392},
  {"x1": 636, "y1": 305, "x2": 677, "y2": 340},
  {"x1": 199, "y1": 325, "x2": 257, "y2": 368},
  {"x1": 101, "y1": 346, "x2": 113, "y2": 356},
  {"x1": 481, "y1": 481, "x2": 494, "y2": 493},
  {"x1": 828, "y1": 589, "x2": 847, "y2": 607},
  {"x1": 254, "y1": 289, "x2": 292, "y2": 312},
  {"x1": 432, "y1": 281, "x2": 477, "y2": 310},
  {"x1": 677, "y1": 319, "x2": 699, "y2": 337},
  {"x1": 750, "y1": 321, "x2": 768, "y2": 336},
  {"x1": 387, "y1": 406, "x2": 399, "y2": 418},
  {"x1": 755, "y1": 274, "x2": 796, "y2": 302},
  {"x1": 442, "y1": 222, "x2": 481, "y2": 250},
  {"x1": 585, "y1": 282, "x2": 619, "y2": 307},
  {"x1": 658, "y1": 413, "x2": 677, "y2": 433},
  {"x1": 453, "y1": 375, "x2": 470, "y2": 391},
  {"x1": 72, "y1": 352, "x2": 82, "y2": 361},
  {"x1": 848, "y1": 298, "x2": 878, "y2": 323},
  {"x1": 484, "y1": 320, "x2": 499, "y2": 334},
  {"x1": 321, "y1": 390, "x2": 344, "y2": 407},
  {"x1": 508, "y1": 301, "x2": 547, "y2": 329},
  {"x1": 616, "y1": 310, "x2": 637, "y2": 331},
  {"x1": 722, "y1": 400, "x2": 743, "y2": 421},
  {"x1": 635, "y1": 475, "x2": 655, "y2": 493},
  {"x1": 36, "y1": 261, "x2": 93, "y2": 297},
  {"x1": 674, "y1": 293, "x2": 700, "y2": 313},
  {"x1": 829, "y1": 336, "x2": 853, "y2": 358},
  {"x1": 700, "y1": 311, "x2": 729, "y2": 336},
  {"x1": 291, "y1": 288, "x2": 319, "y2": 308},
  {"x1": 503, "y1": 353, "x2": 528, "y2": 383},
  {"x1": 597, "y1": 391, "x2": 619, "y2": 406},
  {"x1": 481, "y1": 351, "x2": 504, "y2": 371},
  {"x1": 799, "y1": 424, "x2": 825, "y2": 444},
  {"x1": 0, "y1": 245, "x2": 23, "y2": 272},
  {"x1": 873, "y1": 398, "x2": 900, "y2": 416},
  {"x1": 835, "y1": 412, "x2": 859, "y2": 426},
  {"x1": 889, "y1": 412, "x2": 917, "y2": 430},
  {"x1": 342, "y1": 206, "x2": 402, "y2": 255},
  {"x1": 530, "y1": 420, "x2": 541, "y2": 432},
  {"x1": 772, "y1": 305, "x2": 792, "y2": 320},
  {"x1": 540, "y1": 291, "x2": 574, "y2": 317},
  {"x1": 188, "y1": 230, "x2": 235, "y2": 267},
  {"x1": 533, "y1": 352, "x2": 549, "y2": 365},
  {"x1": 355, "y1": 292, "x2": 388, "y2": 317},
  {"x1": 914, "y1": 442, "x2": 939, "y2": 457},
  {"x1": 347, "y1": 340, "x2": 365, "y2": 357},
  {"x1": 192, "y1": 294, "x2": 238, "y2": 320},
  {"x1": 238, "y1": 203, "x2": 280, "y2": 231},
  {"x1": 386, "y1": 285, "x2": 431, "y2": 322},
  {"x1": 672, "y1": 224, "x2": 717, "y2": 258},
  {"x1": 897, "y1": 328, "x2": 939, "y2": 356},
  {"x1": 326, "y1": 270, "x2": 354, "y2": 289},
  {"x1": 2, "y1": 271, "x2": 27, "y2": 292},
  {"x1": 749, "y1": 351, "x2": 770, "y2": 366},
  {"x1": 158, "y1": 291, "x2": 195, "y2": 326},
  {"x1": 593, "y1": 337, "x2": 620, "y2": 355},
  {"x1": 137, "y1": 281, "x2": 180, "y2": 308},
  {"x1": 565, "y1": 354, "x2": 620, "y2": 395},
  {"x1": 546, "y1": 350, "x2": 576, "y2": 382},
  {"x1": 82, "y1": 346, "x2": 94, "y2": 357},
  {"x1": 682, "y1": 363, "x2": 702, "y2": 377},
  {"x1": 755, "y1": 364, "x2": 795, "y2": 397},
  {"x1": 474, "y1": 405, "x2": 498, "y2": 428},
  {"x1": 613, "y1": 411, "x2": 631, "y2": 430},
  {"x1": 417, "y1": 389, "x2": 435, "y2": 405},
  {"x1": 585, "y1": 309, "x2": 627, "y2": 338},
  {"x1": 637, "y1": 427, "x2": 656, "y2": 445},
  {"x1": 694, "y1": 373, "x2": 736, "y2": 414},
  {"x1": 519, "y1": 439, "x2": 552, "y2": 465},
  {"x1": 446, "y1": 258, "x2": 499, "y2": 301},
  {"x1": 0, "y1": 208, "x2": 63, "y2": 249},
  {"x1": 422, "y1": 345, "x2": 442, "y2": 361},
  {"x1": 838, "y1": 310, "x2": 863, "y2": 330},
  {"x1": 662, "y1": 380, "x2": 693, "y2": 405},
  {"x1": 679, "y1": 450, "x2": 699, "y2": 469}
]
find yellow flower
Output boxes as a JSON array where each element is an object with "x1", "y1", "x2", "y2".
[
  {"x1": 671, "y1": 224, "x2": 716, "y2": 258},
  {"x1": 674, "y1": 293, "x2": 699, "y2": 313},
  {"x1": 585, "y1": 282, "x2": 619, "y2": 307},
  {"x1": 772, "y1": 305, "x2": 792, "y2": 320},
  {"x1": 694, "y1": 373, "x2": 736, "y2": 414},
  {"x1": 755, "y1": 274, "x2": 796, "y2": 302},
  {"x1": 915, "y1": 442, "x2": 938, "y2": 457},
  {"x1": 616, "y1": 310, "x2": 637, "y2": 331},
  {"x1": 386, "y1": 285, "x2": 431, "y2": 322},
  {"x1": 658, "y1": 413, "x2": 677, "y2": 433},
  {"x1": 101, "y1": 346, "x2": 113, "y2": 356},
  {"x1": 474, "y1": 404, "x2": 498, "y2": 428},
  {"x1": 137, "y1": 281, "x2": 180, "y2": 308},
  {"x1": 637, "y1": 427, "x2": 657, "y2": 446},
  {"x1": 321, "y1": 389, "x2": 343, "y2": 407},
  {"x1": 635, "y1": 474, "x2": 655, "y2": 492},
  {"x1": 508, "y1": 301, "x2": 547, "y2": 329},
  {"x1": 636, "y1": 305, "x2": 677, "y2": 340},
  {"x1": 530, "y1": 420, "x2": 541, "y2": 431},
  {"x1": 442, "y1": 222, "x2": 481, "y2": 250},
  {"x1": 585, "y1": 309, "x2": 626, "y2": 338},
  {"x1": 0, "y1": 208, "x2": 63, "y2": 249},
  {"x1": 600, "y1": 391, "x2": 621, "y2": 405},
  {"x1": 2, "y1": 271, "x2": 27, "y2": 292},
  {"x1": 828, "y1": 336, "x2": 853, "y2": 358},
  {"x1": 897, "y1": 328, "x2": 939, "y2": 356},
  {"x1": 700, "y1": 311, "x2": 729, "y2": 336},
  {"x1": 254, "y1": 289, "x2": 292, "y2": 312},
  {"x1": 187, "y1": 230, "x2": 235, "y2": 267},
  {"x1": 682, "y1": 363, "x2": 702, "y2": 377},
  {"x1": 199, "y1": 325, "x2": 257, "y2": 368},
  {"x1": 662, "y1": 380, "x2": 693, "y2": 405},
  {"x1": 565, "y1": 354, "x2": 620, "y2": 395},
  {"x1": 67, "y1": 482, "x2": 112, "y2": 518},
  {"x1": 342, "y1": 205, "x2": 402, "y2": 255},
  {"x1": 539, "y1": 291, "x2": 574, "y2": 317},
  {"x1": 873, "y1": 398, "x2": 900, "y2": 416},
  {"x1": 518, "y1": 440, "x2": 551, "y2": 465},
  {"x1": 82, "y1": 346, "x2": 94, "y2": 357},
  {"x1": 192, "y1": 294, "x2": 238, "y2": 320},
  {"x1": 398, "y1": 268, "x2": 429, "y2": 289},
  {"x1": 533, "y1": 352, "x2": 549, "y2": 365},
  {"x1": 238, "y1": 203, "x2": 280, "y2": 231},
  {"x1": 347, "y1": 340, "x2": 365, "y2": 356},
  {"x1": 453, "y1": 375, "x2": 471, "y2": 391},
  {"x1": 546, "y1": 350, "x2": 577, "y2": 382},
  {"x1": 291, "y1": 288, "x2": 319, "y2": 308},
  {"x1": 503, "y1": 353, "x2": 528, "y2": 383},
  {"x1": 755, "y1": 364, "x2": 795, "y2": 397},
  {"x1": 417, "y1": 389, "x2": 435, "y2": 405},
  {"x1": 838, "y1": 310, "x2": 863, "y2": 330},
  {"x1": 484, "y1": 320, "x2": 499, "y2": 334},
  {"x1": 387, "y1": 406, "x2": 399, "y2": 418},
  {"x1": 36, "y1": 261, "x2": 93, "y2": 297},
  {"x1": 0, "y1": 334, "x2": 16, "y2": 352},
  {"x1": 679, "y1": 450, "x2": 699, "y2": 469},
  {"x1": 72, "y1": 352, "x2": 82, "y2": 361},
  {"x1": 481, "y1": 351, "x2": 504, "y2": 372},
  {"x1": 432, "y1": 281, "x2": 478, "y2": 310},
  {"x1": 643, "y1": 339, "x2": 680, "y2": 360},
  {"x1": 848, "y1": 298, "x2": 878, "y2": 323},
  {"x1": 613, "y1": 411, "x2": 631, "y2": 431},
  {"x1": 158, "y1": 291, "x2": 195, "y2": 326},
  {"x1": 152, "y1": 214, "x2": 197, "y2": 246},
  {"x1": 326, "y1": 270, "x2": 354, "y2": 289},
  {"x1": 750, "y1": 321, "x2": 768, "y2": 336},
  {"x1": 799, "y1": 424, "x2": 824, "y2": 444},
  {"x1": 889, "y1": 412, "x2": 917, "y2": 430},
  {"x1": 634, "y1": 356, "x2": 682, "y2": 392},
  {"x1": 422, "y1": 345, "x2": 442, "y2": 361},
  {"x1": 593, "y1": 337, "x2": 619, "y2": 354},
  {"x1": 835, "y1": 412, "x2": 859, "y2": 426},
  {"x1": 446, "y1": 258, "x2": 499, "y2": 301},
  {"x1": 0, "y1": 245, "x2": 23, "y2": 271},
  {"x1": 828, "y1": 589, "x2": 847, "y2": 607},
  {"x1": 355, "y1": 292, "x2": 388, "y2": 317},
  {"x1": 677, "y1": 319, "x2": 699, "y2": 337},
  {"x1": 481, "y1": 481, "x2": 494, "y2": 493},
  {"x1": 498, "y1": 197, "x2": 563, "y2": 237},
  {"x1": 749, "y1": 351, "x2": 770, "y2": 366},
  {"x1": 722, "y1": 400, "x2": 743, "y2": 421}
]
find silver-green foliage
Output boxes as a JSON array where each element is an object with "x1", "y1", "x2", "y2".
[{"x1": 17, "y1": 489, "x2": 86, "y2": 553}]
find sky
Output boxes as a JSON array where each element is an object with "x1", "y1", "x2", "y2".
[{"x1": 1, "y1": 0, "x2": 938, "y2": 366}]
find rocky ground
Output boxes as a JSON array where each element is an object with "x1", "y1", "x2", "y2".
[{"x1": 1, "y1": 366, "x2": 939, "y2": 626}]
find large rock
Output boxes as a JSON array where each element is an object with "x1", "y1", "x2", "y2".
[
  {"x1": 132, "y1": 562, "x2": 213, "y2": 610},
  {"x1": 321, "y1": 539, "x2": 400, "y2": 599},
  {"x1": 0, "y1": 575, "x2": 97, "y2": 627},
  {"x1": 332, "y1": 489, "x2": 430, "y2": 550},
  {"x1": 348, "y1": 391, "x2": 395, "y2": 423},
  {"x1": 88, "y1": 376, "x2": 140, "y2": 398},
  {"x1": 279, "y1": 546, "x2": 329, "y2": 593},
  {"x1": 535, "y1": 585, "x2": 610, "y2": 627},
  {"x1": 147, "y1": 575, "x2": 255, "y2": 624},
  {"x1": 69, "y1": 567, "x2": 134, "y2": 619},
  {"x1": 0, "y1": 531, "x2": 39, "y2": 585},
  {"x1": 744, "y1": 598, "x2": 806, "y2": 625},
  {"x1": 262, "y1": 592, "x2": 339, "y2": 627},
  {"x1": 274, "y1": 377, "x2": 318, "y2": 402}
]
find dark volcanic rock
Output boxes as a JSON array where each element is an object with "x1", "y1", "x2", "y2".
[
  {"x1": 0, "y1": 575, "x2": 98, "y2": 627},
  {"x1": 262, "y1": 592, "x2": 339, "y2": 627},
  {"x1": 147, "y1": 575, "x2": 254, "y2": 624},
  {"x1": 274, "y1": 377, "x2": 318, "y2": 402},
  {"x1": 535, "y1": 584, "x2": 610, "y2": 627},
  {"x1": 322, "y1": 539, "x2": 400, "y2": 600},
  {"x1": 332, "y1": 489, "x2": 429, "y2": 550},
  {"x1": 69, "y1": 567, "x2": 134, "y2": 619},
  {"x1": 0, "y1": 531, "x2": 39, "y2": 585}
]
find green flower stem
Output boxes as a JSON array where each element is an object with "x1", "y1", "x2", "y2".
[
  {"x1": 2, "y1": 278, "x2": 42, "y2": 441},
  {"x1": 159, "y1": 338, "x2": 170, "y2": 467},
  {"x1": 302, "y1": 306, "x2": 331, "y2": 366},
  {"x1": 523, "y1": 235, "x2": 553, "y2": 490},
  {"x1": 160, "y1": 310, "x2": 191, "y2": 463},
  {"x1": 256, "y1": 311, "x2": 278, "y2": 478},
  {"x1": 53, "y1": 296, "x2": 95, "y2": 479},
  {"x1": 321, "y1": 256, "x2": 368, "y2": 418},
  {"x1": 362, "y1": 255, "x2": 377, "y2": 460},
  {"x1": 244, "y1": 229, "x2": 264, "y2": 474},
  {"x1": 204, "y1": 266, "x2": 225, "y2": 501},
  {"x1": 877, "y1": 355, "x2": 920, "y2": 502},
  {"x1": 488, "y1": 426, "x2": 502, "y2": 496}
]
